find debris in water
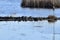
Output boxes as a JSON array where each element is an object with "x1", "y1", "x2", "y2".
[{"x1": 34, "y1": 26, "x2": 42, "y2": 27}]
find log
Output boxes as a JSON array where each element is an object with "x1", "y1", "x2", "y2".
[{"x1": 21, "y1": 0, "x2": 60, "y2": 8}]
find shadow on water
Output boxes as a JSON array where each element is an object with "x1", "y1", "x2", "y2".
[
  {"x1": 34, "y1": 26, "x2": 42, "y2": 27},
  {"x1": 20, "y1": 33, "x2": 26, "y2": 36}
]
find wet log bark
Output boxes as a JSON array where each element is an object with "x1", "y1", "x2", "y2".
[{"x1": 21, "y1": 0, "x2": 60, "y2": 8}]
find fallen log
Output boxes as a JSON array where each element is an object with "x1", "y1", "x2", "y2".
[
  {"x1": 21, "y1": 0, "x2": 60, "y2": 8},
  {"x1": 0, "y1": 16, "x2": 58, "y2": 23}
]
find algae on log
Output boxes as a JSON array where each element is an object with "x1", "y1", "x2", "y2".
[
  {"x1": 47, "y1": 15, "x2": 57, "y2": 23},
  {"x1": 21, "y1": 0, "x2": 60, "y2": 8}
]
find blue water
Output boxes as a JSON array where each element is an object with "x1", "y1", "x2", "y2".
[
  {"x1": 0, "y1": 0, "x2": 60, "y2": 17},
  {"x1": 0, "y1": 21, "x2": 60, "y2": 40},
  {"x1": 0, "y1": 0, "x2": 60, "y2": 40}
]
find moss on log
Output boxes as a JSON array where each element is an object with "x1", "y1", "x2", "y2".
[{"x1": 47, "y1": 15, "x2": 57, "y2": 23}]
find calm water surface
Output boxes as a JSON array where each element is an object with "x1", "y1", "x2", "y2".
[
  {"x1": 0, "y1": 21, "x2": 60, "y2": 40},
  {"x1": 0, "y1": 0, "x2": 60, "y2": 17},
  {"x1": 0, "y1": 0, "x2": 60, "y2": 40}
]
